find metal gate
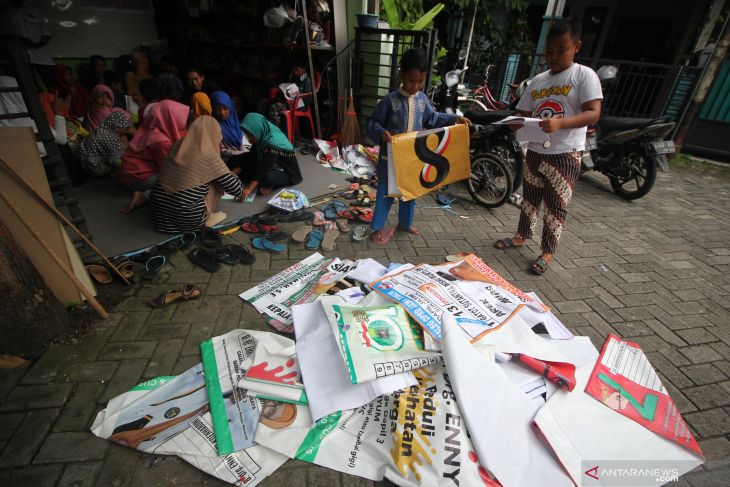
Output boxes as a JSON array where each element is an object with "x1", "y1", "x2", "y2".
[
  {"x1": 353, "y1": 27, "x2": 437, "y2": 142},
  {"x1": 685, "y1": 57, "x2": 730, "y2": 161}
]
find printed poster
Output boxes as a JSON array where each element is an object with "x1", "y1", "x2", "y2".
[
  {"x1": 387, "y1": 124, "x2": 470, "y2": 200},
  {"x1": 239, "y1": 335, "x2": 308, "y2": 405},
  {"x1": 585, "y1": 334, "x2": 702, "y2": 455},
  {"x1": 320, "y1": 297, "x2": 441, "y2": 384},
  {"x1": 239, "y1": 253, "x2": 359, "y2": 326},
  {"x1": 254, "y1": 364, "x2": 500, "y2": 486}
]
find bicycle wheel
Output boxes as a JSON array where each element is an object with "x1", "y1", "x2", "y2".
[
  {"x1": 466, "y1": 153, "x2": 514, "y2": 208},
  {"x1": 488, "y1": 139, "x2": 524, "y2": 191}
]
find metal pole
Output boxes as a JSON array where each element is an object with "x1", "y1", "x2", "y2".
[{"x1": 461, "y1": 3, "x2": 478, "y2": 83}]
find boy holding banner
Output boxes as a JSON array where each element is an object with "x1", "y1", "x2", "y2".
[{"x1": 366, "y1": 48, "x2": 470, "y2": 244}]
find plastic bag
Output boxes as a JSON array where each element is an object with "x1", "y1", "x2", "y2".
[{"x1": 263, "y1": 5, "x2": 290, "y2": 28}]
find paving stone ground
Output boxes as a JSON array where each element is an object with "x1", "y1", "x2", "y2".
[{"x1": 2, "y1": 160, "x2": 730, "y2": 486}]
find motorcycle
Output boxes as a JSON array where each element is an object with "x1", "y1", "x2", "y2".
[
  {"x1": 581, "y1": 66, "x2": 676, "y2": 200},
  {"x1": 430, "y1": 67, "x2": 466, "y2": 114},
  {"x1": 464, "y1": 122, "x2": 515, "y2": 208}
]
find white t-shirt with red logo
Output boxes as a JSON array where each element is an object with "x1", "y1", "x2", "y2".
[{"x1": 516, "y1": 63, "x2": 603, "y2": 154}]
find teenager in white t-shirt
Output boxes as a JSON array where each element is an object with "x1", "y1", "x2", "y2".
[{"x1": 494, "y1": 18, "x2": 603, "y2": 275}]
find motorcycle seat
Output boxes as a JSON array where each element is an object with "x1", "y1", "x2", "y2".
[
  {"x1": 598, "y1": 116, "x2": 673, "y2": 133},
  {"x1": 465, "y1": 109, "x2": 516, "y2": 124}
]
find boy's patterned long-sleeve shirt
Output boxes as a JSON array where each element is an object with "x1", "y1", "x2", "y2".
[{"x1": 365, "y1": 89, "x2": 456, "y2": 149}]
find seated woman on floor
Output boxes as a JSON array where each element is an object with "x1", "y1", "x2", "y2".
[
  {"x1": 239, "y1": 113, "x2": 303, "y2": 199},
  {"x1": 191, "y1": 92, "x2": 212, "y2": 119},
  {"x1": 150, "y1": 115, "x2": 242, "y2": 233},
  {"x1": 75, "y1": 110, "x2": 132, "y2": 176},
  {"x1": 119, "y1": 99, "x2": 189, "y2": 214},
  {"x1": 211, "y1": 91, "x2": 250, "y2": 172},
  {"x1": 83, "y1": 85, "x2": 115, "y2": 132}
]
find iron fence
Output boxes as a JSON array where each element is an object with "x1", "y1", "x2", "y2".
[{"x1": 458, "y1": 50, "x2": 701, "y2": 120}]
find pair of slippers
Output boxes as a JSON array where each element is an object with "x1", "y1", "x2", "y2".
[
  {"x1": 252, "y1": 237, "x2": 287, "y2": 254},
  {"x1": 321, "y1": 201, "x2": 346, "y2": 220},
  {"x1": 293, "y1": 223, "x2": 339, "y2": 251},
  {"x1": 494, "y1": 238, "x2": 550, "y2": 275},
  {"x1": 352, "y1": 225, "x2": 371, "y2": 242},
  {"x1": 242, "y1": 222, "x2": 280, "y2": 234},
  {"x1": 337, "y1": 207, "x2": 373, "y2": 223},
  {"x1": 126, "y1": 231, "x2": 198, "y2": 263},
  {"x1": 149, "y1": 283, "x2": 201, "y2": 308},
  {"x1": 188, "y1": 244, "x2": 255, "y2": 272}
]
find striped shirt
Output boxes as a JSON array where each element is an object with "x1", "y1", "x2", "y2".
[{"x1": 150, "y1": 172, "x2": 242, "y2": 233}]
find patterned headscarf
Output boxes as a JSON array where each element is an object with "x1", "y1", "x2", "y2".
[
  {"x1": 77, "y1": 111, "x2": 131, "y2": 175},
  {"x1": 84, "y1": 84, "x2": 114, "y2": 131}
]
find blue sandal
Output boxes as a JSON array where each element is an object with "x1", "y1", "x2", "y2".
[
  {"x1": 305, "y1": 230, "x2": 324, "y2": 250},
  {"x1": 252, "y1": 237, "x2": 287, "y2": 254}
]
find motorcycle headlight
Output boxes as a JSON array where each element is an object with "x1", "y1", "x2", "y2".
[{"x1": 446, "y1": 71, "x2": 460, "y2": 88}]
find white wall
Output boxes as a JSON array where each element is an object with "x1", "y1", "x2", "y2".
[{"x1": 41, "y1": 1, "x2": 158, "y2": 58}]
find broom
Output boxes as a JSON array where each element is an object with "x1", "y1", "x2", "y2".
[{"x1": 341, "y1": 88, "x2": 360, "y2": 148}]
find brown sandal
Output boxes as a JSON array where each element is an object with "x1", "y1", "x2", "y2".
[
  {"x1": 148, "y1": 284, "x2": 201, "y2": 308},
  {"x1": 86, "y1": 264, "x2": 112, "y2": 284}
]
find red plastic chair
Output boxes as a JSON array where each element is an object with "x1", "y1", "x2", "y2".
[{"x1": 284, "y1": 70, "x2": 321, "y2": 143}]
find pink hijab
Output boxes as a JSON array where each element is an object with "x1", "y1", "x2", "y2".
[
  {"x1": 126, "y1": 99, "x2": 189, "y2": 154},
  {"x1": 84, "y1": 84, "x2": 115, "y2": 131}
]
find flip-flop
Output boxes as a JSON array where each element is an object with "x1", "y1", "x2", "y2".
[
  {"x1": 312, "y1": 211, "x2": 326, "y2": 226},
  {"x1": 305, "y1": 230, "x2": 324, "y2": 250},
  {"x1": 111, "y1": 257, "x2": 137, "y2": 280},
  {"x1": 224, "y1": 244, "x2": 255, "y2": 264},
  {"x1": 242, "y1": 222, "x2": 279, "y2": 234},
  {"x1": 215, "y1": 247, "x2": 239, "y2": 265},
  {"x1": 322, "y1": 222, "x2": 339, "y2": 251},
  {"x1": 200, "y1": 228, "x2": 222, "y2": 248},
  {"x1": 337, "y1": 208, "x2": 373, "y2": 223},
  {"x1": 292, "y1": 225, "x2": 312, "y2": 243},
  {"x1": 336, "y1": 219, "x2": 351, "y2": 233},
  {"x1": 530, "y1": 256, "x2": 549, "y2": 275},
  {"x1": 322, "y1": 201, "x2": 346, "y2": 219},
  {"x1": 141, "y1": 255, "x2": 166, "y2": 280},
  {"x1": 276, "y1": 210, "x2": 314, "y2": 223},
  {"x1": 494, "y1": 238, "x2": 522, "y2": 250},
  {"x1": 371, "y1": 227, "x2": 395, "y2": 244},
  {"x1": 187, "y1": 248, "x2": 221, "y2": 273},
  {"x1": 86, "y1": 264, "x2": 112, "y2": 284},
  {"x1": 352, "y1": 225, "x2": 370, "y2": 242},
  {"x1": 396, "y1": 226, "x2": 421, "y2": 235},
  {"x1": 149, "y1": 284, "x2": 201, "y2": 308},
  {"x1": 252, "y1": 237, "x2": 287, "y2": 254}
]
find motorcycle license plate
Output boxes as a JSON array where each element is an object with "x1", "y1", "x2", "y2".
[{"x1": 646, "y1": 140, "x2": 676, "y2": 155}]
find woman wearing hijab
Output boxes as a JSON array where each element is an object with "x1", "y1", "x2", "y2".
[
  {"x1": 49, "y1": 64, "x2": 89, "y2": 117},
  {"x1": 75, "y1": 111, "x2": 132, "y2": 176},
  {"x1": 239, "y1": 113, "x2": 302, "y2": 199},
  {"x1": 150, "y1": 116, "x2": 242, "y2": 233},
  {"x1": 191, "y1": 92, "x2": 212, "y2": 119},
  {"x1": 211, "y1": 91, "x2": 251, "y2": 171},
  {"x1": 83, "y1": 84, "x2": 115, "y2": 132},
  {"x1": 120, "y1": 99, "x2": 189, "y2": 214}
]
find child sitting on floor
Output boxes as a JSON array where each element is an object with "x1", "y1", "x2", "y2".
[{"x1": 365, "y1": 48, "x2": 470, "y2": 244}]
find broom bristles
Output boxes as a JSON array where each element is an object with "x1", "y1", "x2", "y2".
[{"x1": 341, "y1": 97, "x2": 360, "y2": 148}]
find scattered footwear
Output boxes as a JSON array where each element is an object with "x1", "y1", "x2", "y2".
[
  {"x1": 322, "y1": 221, "x2": 340, "y2": 251},
  {"x1": 494, "y1": 238, "x2": 522, "y2": 250},
  {"x1": 336, "y1": 219, "x2": 351, "y2": 233},
  {"x1": 200, "y1": 228, "x2": 222, "y2": 249},
  {"x1": 242, "y1": 222, "x2": 279, "y2": 234},
  {"x1": 292, "y1": 225, "x2": 312, "y2": 243},
  {"x1": 276, "y1": 209, "x2": 314, "y2": 223},
  {"x1": 337, "y1": 208, "x2": 373, "y2": 223},
  {"x1": 305, "y1": 230, "x2": 324, "y2": 250},
  {"x1": 370, "y1": 227, "x2": 395, "y2": 244},
  {"x1": 112, "y1": 258, "x2": 137, "y2": 280},
  {"x1": 149, "y1": 284, "x2": 201, "y2": 308},
  {"x1": 215, "y1": 247, "x2": 239, "y2": 265},
  {"x1": 224, "y1": 244, "x2": 255, "y2": 264},
  {"x1": 530, "y1": 256, "x2": 549, "y2": 275},
  {"x1": 86, "y1": 264, "x2": 112, "y2": 284},
  {"x1": 141, "y1": 255, "x2": 166, "y2": 280},
  {"x1": 313, "y1": 211, "x2": 326, "y2": 226},
  {"x1": 252, "y1": 237, "x2": 287, "y2": 254},
  {"x1": 322, "y1": 201, "x2": 346, "y2": 219},
  {"x1": 187, "y1": 248, "x2": 221, "y2": 273},
  {"x1": 352, "y1": 225, "x2": 370, "y2": 242}
]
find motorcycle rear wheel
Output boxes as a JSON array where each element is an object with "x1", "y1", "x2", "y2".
[
  {"x1": 458, "y1": 98, "x2": 488, "y2": 114},
  {"x1": 488, "y1": 140, "x2": 524, "y2": 191},
  {"x1": 609, "y1": 151, "x2": 657, "y2": 200},
  {"x1": 466, "y1": 153, "x2": 514, "y2": 208}
]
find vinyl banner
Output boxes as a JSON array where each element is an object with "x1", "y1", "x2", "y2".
[{"x1": 387, "y1": 124, "x2": 470, "y2": 201}]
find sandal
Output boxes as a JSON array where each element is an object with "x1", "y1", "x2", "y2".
[
  {"x1": 216, "y1": 247, "x2": 239, "y2": 265},
  {"x1": 530, "y1": 256, "x2": 549, "y2": 275},
  {"x1": 242, "y1": 222, "x2": 279, "y2": 234},
  {"x1": 200, "y1": 228, "x2": 222, "y2": 249},
  {"x1": 187, "y1": 248, "x2": 221, "y2": 273},
  {"x1": 305, "y1": 230, "x2": 324, "y2": 250},
  {"x1": 336, "y1": 219, "x2": 351, "y2": 233},
  {"x1": 312, "y1": 211, "x2": 326, "y2": 226},
  {"x1": 337, "y1": 208, "x2": 373, "y2": 223},
  {"x1": 225, "y1": 244, "x2": 255, "y2": 264},
  {"x1": 86, "y1": 264, "x2": 112, "y2": 284},
  {"x1": 494, "y1": 238, "x2": 522, "y2": 250},
  {"x1": 371, "y1": 227, "x2": 395, "y2": 244},
  {"x1": 252, "y1": 237, "x2": 287, "y2": 254},
  {"x1": 141, "y1": 255, "x2": 166, "y2": 280},
  {"x1": 322, "y1": 222, "x2": 339, "y2": 251},
  {"x1": 149, "y1": 284, "x2": 201, "y2": 308},
  {"x1": 292, "y1": 225, "x2": 312, "y2": 243},
  {"x1": 352, "y1": 225, "x2": 370, "y2": 242},
  {"x1": 112, "y1": 258, "x2": 137, "y2": 280}
]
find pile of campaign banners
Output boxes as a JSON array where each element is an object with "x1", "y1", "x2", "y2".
[{"x1": 92, "y1": 253, "x2": 705, "y2": 487}]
